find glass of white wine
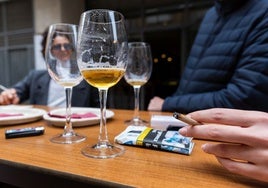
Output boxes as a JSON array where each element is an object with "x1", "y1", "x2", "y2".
[
  {"x1": 124, "y1": 42, "x2": 153, "y2": 126},
  {"x1": 45, "y1": 23, "x2": 86, "y2": 144},
  {"x1": 77, "y1": 9, "x2": 128, "y2": 158}
]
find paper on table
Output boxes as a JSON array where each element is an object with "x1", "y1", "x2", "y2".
[
  {"x1": 0, "y1": 113, "x2": 24, "y2": 118},
  {"x1": 48, "y1": 112, "x2": 97, "y2": 119}
]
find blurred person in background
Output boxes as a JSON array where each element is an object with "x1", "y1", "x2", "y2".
[
  {"x1": 148, "y1": 0, "x2": 268, "y2": 113},
  {"x1": 0, "y1": 28, "x2": 99, "y2": 107}
]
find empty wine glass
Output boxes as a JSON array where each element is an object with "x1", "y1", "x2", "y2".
[
  {"x1": 124, "y1": 42, "x2": 153, "y2": 126},
  {"x1": 45, "y1": 23, "x2": 86, "y2": 144},
  {"x1": 77, "y1": 9, "x2": 128, "y2": 158}
]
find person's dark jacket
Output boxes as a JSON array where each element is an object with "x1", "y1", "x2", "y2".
[
  {"x1": 14, "y1": 70, "x2": 99, "y2": 107},
  {"x1": 163, "y1": 0, "x2": 268, "y2": 113}
]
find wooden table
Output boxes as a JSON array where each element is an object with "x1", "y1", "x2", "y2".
[{"x1": 0, "y1": 106, "x2": 266, "y2": 188}]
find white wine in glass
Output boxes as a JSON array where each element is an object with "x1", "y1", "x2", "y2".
[
  {"x1": 77, "y1": 9, "x2": 128, "y2": 159},
  {"x1": 124, "y1": 42, "x2": 153, "y2": 126},
  {"x1": 45, "y1": 23, "x2": 86, "y2": 144}
]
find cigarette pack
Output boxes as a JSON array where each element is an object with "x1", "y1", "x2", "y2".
[
  {"x1": 114, "y1": 126, "x2": 194, "y2": 155},
  {"x1": 150, "y1": 115, "x2": 187, "y2": 130}
]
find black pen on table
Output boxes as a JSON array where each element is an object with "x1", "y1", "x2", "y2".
[{"x1": 173, "y1": 112, "x2": 202, "y2": 126}]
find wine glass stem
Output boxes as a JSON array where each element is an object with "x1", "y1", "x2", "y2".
[
  {"x1": 133, "y1": 86, "x2": 141, "y2": 120},
  {"x1": 98, "y1": 89, "x2": 109, "y2": 144},
  {"x1": 64, "y1": 87, "x2": 74, "y2": 135}
]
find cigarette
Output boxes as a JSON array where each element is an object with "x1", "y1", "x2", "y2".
[
  {"x1": 0, "y1": 85, "x2": 8, "y2": 91},
  {"x1": 173, "y1": 112, "x2": 202, "y2": 126}
]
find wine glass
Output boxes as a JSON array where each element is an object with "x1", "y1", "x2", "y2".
[
  {"x1": 77, "y1": 9, "x2": 128, "y2": 158},
  {"x1": 45, "y1": 23, "x2": 86, "y2": 144},
  {"x1": 124, "y1": 42, "x2": 153, "y2": 126}
]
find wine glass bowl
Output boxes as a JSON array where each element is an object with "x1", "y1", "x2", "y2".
[
  {"x1": 124, "y1": 42, "x2": 153, "y2": 126},
  {"x1": 80, "y1": 68, "x2": 125, "y2": 89},
  {"x1": 45, "y1": 23, "x2": 86, "y2": 144},
  {"x1": 77, "y1": 9, "x2": 128, "y2": 158}
]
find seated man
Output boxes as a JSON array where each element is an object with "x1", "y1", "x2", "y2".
[
  {"x1": 0, "y1": 70, "x2": 99, "y2": 107},
  {"x1": 148, "y1": 0, "x2": 268, "y2": 113},
  {"x1": 0, "y1": 28, "x2": 99, "y2": 107}
]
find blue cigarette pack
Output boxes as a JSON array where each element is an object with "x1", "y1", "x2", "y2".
[{"x1": 114, "y1": 125, "x2": 194, "y2": 155}]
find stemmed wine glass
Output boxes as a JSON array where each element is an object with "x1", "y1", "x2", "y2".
[
  {"x1": 45, "y1": 23, "x2": 86, "y2": 144},
  {"x1": 77, "y1": 9, "x2": 128, "y2": 158},
  {"x1": 124, "y1": 42, "x2": 152, "y2": 126}
]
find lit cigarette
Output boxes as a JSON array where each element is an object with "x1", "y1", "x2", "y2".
[
  {"x1": 0, "y1": 85, "x2": 8, "y2": 91},
  {"x1": 173, "y1": 112, "x2": 202, "y2": 126}
]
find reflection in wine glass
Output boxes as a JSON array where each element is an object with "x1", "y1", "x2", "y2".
[
  {"x1": 45, "y1": 23, "x2": 86, "y2": 144},
  {"x1": 77, "y1": 9, "x2": 128, "y2": 158},
  {"x1": 124, "y1": 42, "x2": 153, "y2": 126}
]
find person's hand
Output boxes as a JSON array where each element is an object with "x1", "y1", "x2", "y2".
[
  {"x1": 147, "y1": 96, "x2": 164, "y2": 111},
  {"x1": 0, "y1": 89, "x2": 20, "y2": 105},
  {"x1": 179, "y1": 108, "x2": 268, "y2": 183}
]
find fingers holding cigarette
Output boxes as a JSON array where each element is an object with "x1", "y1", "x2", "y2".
[
  {"x1": 173, "y1": 112, "x2": 202, "y2": 126},
  {"x1": 0, "y1": 88, "x2": 20, "y2": 105}
]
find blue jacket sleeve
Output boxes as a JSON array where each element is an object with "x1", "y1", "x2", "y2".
[
  {"x1": 13, "y1": 70, "x2": 35, "y2": 103},
  {"x1": 163, "y1": 11, "x2": 268, "y2": 113}
]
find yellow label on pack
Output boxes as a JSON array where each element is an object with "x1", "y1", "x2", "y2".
[{"x1": 136, "y1": 127, "x2": 152, "y2": 146}]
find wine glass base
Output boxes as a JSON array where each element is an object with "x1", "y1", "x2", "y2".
[
  {"x1": 125, "y1": 118, "x2": 148, "y2": 126},
  {"x1": 50, "y1": 132, "x2": 86, "y2": 144},
  {"x1": 81, "y1": 142, "x2": 124, "y2": 159}
]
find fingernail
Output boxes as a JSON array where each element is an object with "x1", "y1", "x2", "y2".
[
  {"x1": 179, "y1": 127, "x2": 187, "y2": 136},
  {"x1": 201, "y1": 144, "x2": 208, "y2": 152}
]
